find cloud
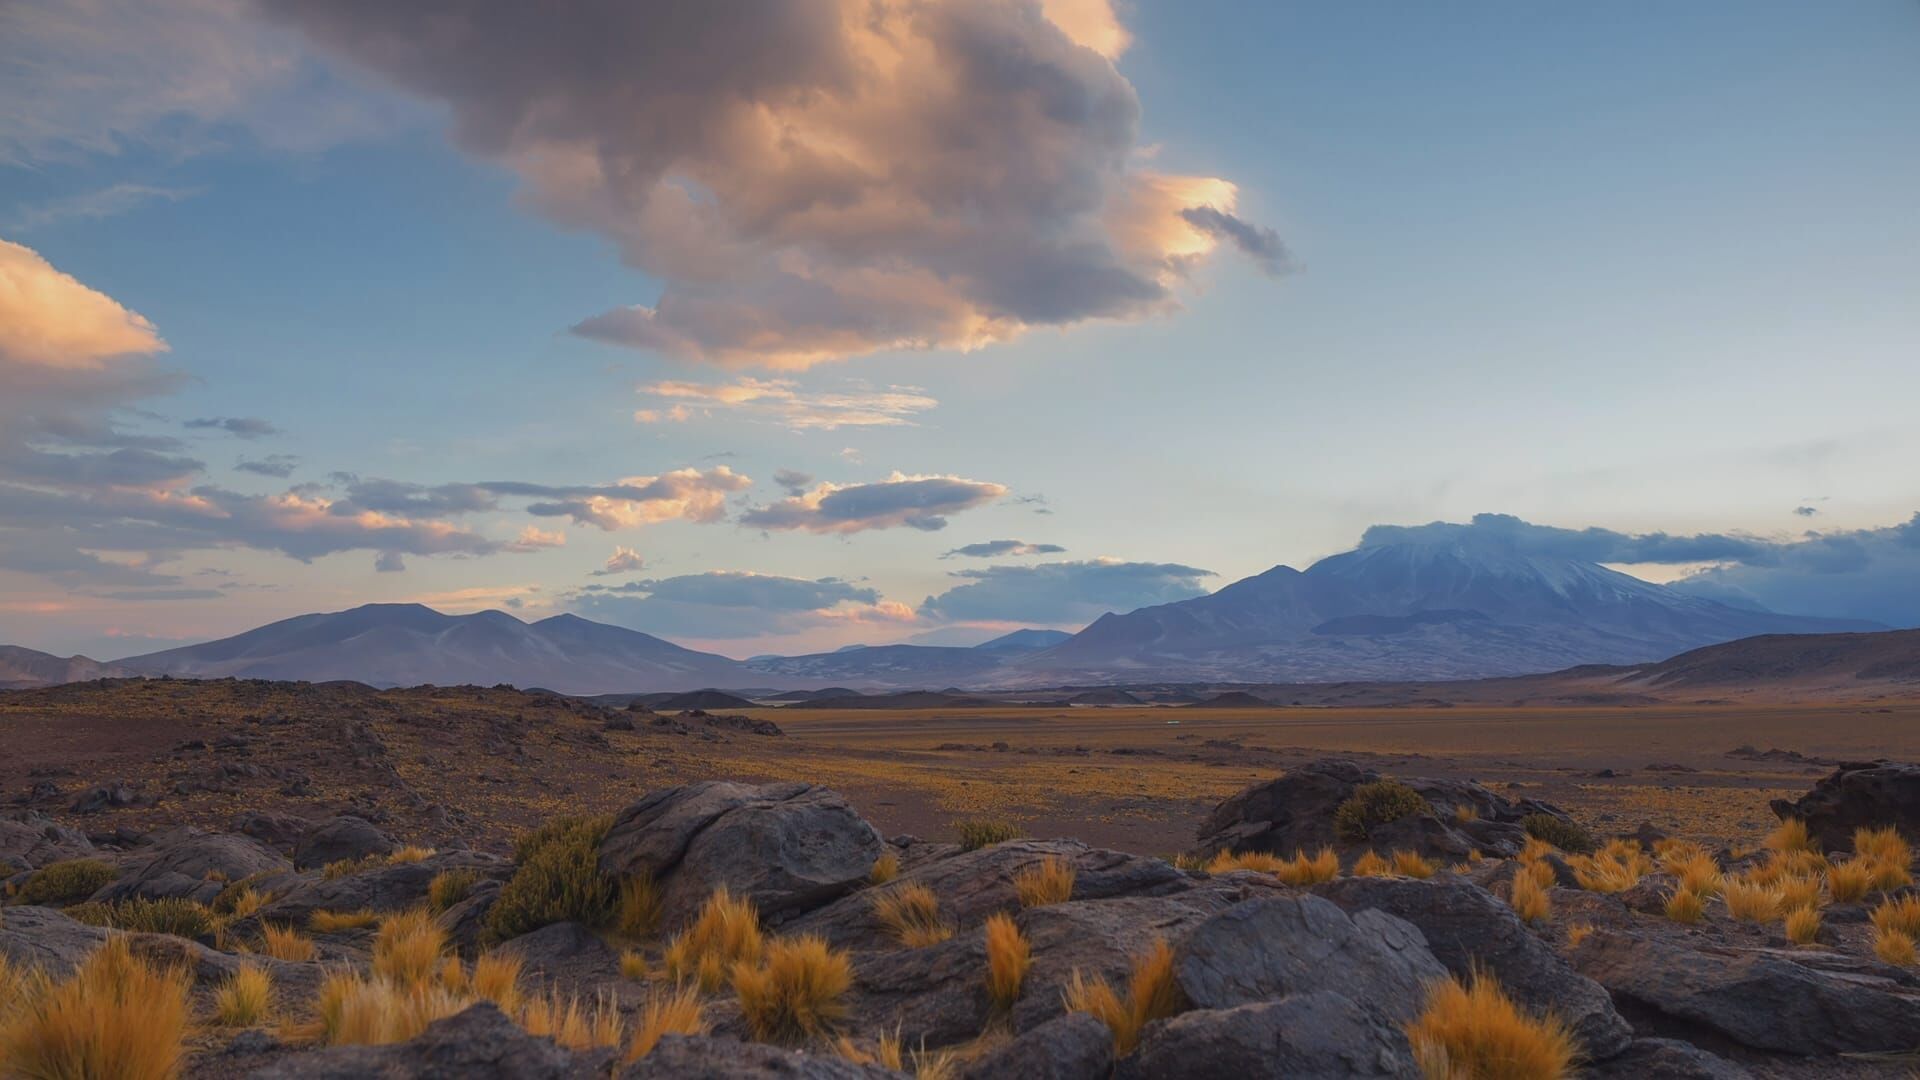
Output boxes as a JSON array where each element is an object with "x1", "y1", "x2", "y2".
[
  {"x1": 773, "y1": 469, "x2": 814, "y2": 496},
  {"x1": 7, "y1": 183, "x2": 201, "y2": 231},
  {"x1": 1359, "y1": 513, "x2": 1774, "y2": 565},
  {"x1": 1793, "y1": 506, "x2": 1819, "y2": 517},
  {"x1": 374, "y1": 551, "x2": 405, "y2": 573},
  {"x1": 1180, "y1": 206, "x2": 1289, "y2": 276},
  {"x1": 233, "y1": 454, "x2": 298, "y2": 478},
  {"x1": 505, "y1": 526, "x2": 567, "y2": 552},
  {"x1": 186, "y1": 416, "x2": 279, "y2": 438},
  {"x1": 592, "y1": 546, "x2": 645, "y2": 576},
  {"x1": 943, "y1": 539, "x2": 1067, "y2": 559},
  {"x1": 741, "y1": 473, "x2": 1006, "y2": 534},
  {"x1": 573, "y1": 570, "x2": 895, "y2": 638},
  {"x1": 921, "y1": 558, "x2": 1214, "y2": 624},
  {"x1": 0, "y1": 238, "x2": 167, "y2": 368},
  {"x1": 636, "y1": 377, "x2": 937, "y2": 430},
  {"x1": 268, "y1": 0, "x2": 1278, "y2": 368},
  {"x1": 489, "y1": 467, "x2": 753, "y2": 530}
]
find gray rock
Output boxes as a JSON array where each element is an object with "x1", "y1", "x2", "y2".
[
  {"x1": 95, "y1": 831, "x2": 289, "y2": 903},
  {"x1": 247, "y1": 1003, "x2": 609, "y2": 1078},
  {"x1": 234, "y1": 812, "x2": 313, "y2": 853},
  {"x1": 293, "y1": 816, "x2": 396, "y2": 870},
  {"x1": 497, "y1": 921, "x2": 623, "y2": 989},
  {"x1": 1314, "y1": 876, "x2": 1633, "y2": 1059},
  {"x1": 838, "y1": 930, "x2": 991, "y2": 1048},
  {"x1": 436, "y1": 878, "x2": 502, "y2": 955},
  {"x1": 257, "y1": 851, "x2": 504, "y2": 923},
  {"x1": 621, "y1": 1035, "x2": 905, "y2": 1078},
  {"x1": 0, "y1": 905, "x2": 320, "y2": 1000},
  {"x1": 1174, "y1": 895, "x2": 1445, "y2": 1022},
  {"x1": 1585, "y1": 1039, "x2": 1753, "y2": 1079},
  {"x1": 1571, "y1": 928, "x2": 1920, "y2": 1054},
  {"x1": 1768, "y1": 761, "x2": 1919, "y2": 853},
  {"x1": 958, "y1": 1013, "x2": 1111, "y2": 1080},
  {"x1": 0, "y1": 814, "x2": 95, "y2": 870},
  {"x1": 1122, "y1": 993, "x2": 1420, "y2": 1079},
  {"x1": 599, "y1": 782, "x2": 883, "y2": 928},
  {"x1": 0, "y1": 904, "x2": 111, "y2": 976}
]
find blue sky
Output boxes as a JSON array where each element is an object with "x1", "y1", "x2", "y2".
[{"x1": 2, "y1": 0, "x2": 1917, "y2": 659}]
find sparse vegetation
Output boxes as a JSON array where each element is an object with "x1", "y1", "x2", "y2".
[
  {"x1": 872, "y1": 883, "x2": 952, "y2": 948},
  {"x1": 664, "y1": 887, "x2": 764, "y2": 991},
  {"x1": 1333, "y1": 780, "x2": 1430, "y2": 843},
  {"x1": 373, "y1": 908, "x2": 448, "y2": 987},
  {"x1": 487, "y1": 815, "x2": 618, "y2": 941},
  {"x1": 213, "y1": 873, "x2": 275, "y2": 915},
  {"x1": 1871, "y1": 895, "x2": 1920, "y2": 940},
  {"x1": 63, "y1": 897, "x2": 214, "y2": 938},
  {"x1": 1721, "y1": 880, "x2": 1783, "y2": 923},
  {"x1": 322, "y1": 855, "x2": 384, "y2": 880},
  {"x1": 12, "y1": 858, "x2": 115, "y2": 907},
  {"x1": 1509, "y1": 872, "x2": 1550, "y2": 925},
  {"x1": 868, "y1": 852, "x2": 900, "y2": 885},
  {"x1": 615, "y1": 875, "x2": 662, "y2": 938},
  {"x1": 1874, "y1": 926, "x2": 1917, "y2": 967},
  {"x1": 0, "y1": 936, "x2": 191, "y2": 1080},
  {"x1": 1563, "y1": 923, "x2": 1594, "y2": 948},
  {"x1": 1062, "y1": 936, "x2": 1180, "y2": 1056},
  {"x1": 471, "y1": 950, "x2": 525, "y2": 1014},
  {"x1": 620, "y1": 949, "x2": 649, "y2": 980},
  {"x1": 1784, "y1": 905, "x2": 1821, "y2": 945},
  {"x1": 984, "y1": 912, "x2": 1030, "y2": 1010},
  {"x1": 1567, "y1": 842, "x2": 1650, "y2": 894},
  {"x1": 1521, "y1": 814, "x2": 1594, "y2": 855},
  {"x1": 215, "y1": 964, "x2": 274, "y2": 1026},
  {"x1": 310, "y1": 908, "x2": 379, "y2": 933},
  {"x1": 954, "y1": 818, "x2": 1022, "y2": 851},
  {"x1": 1013, "y1": 857, "x2": 1076, "y2": 907},
  {"x1": 1764, "y1": 817, "x2": 1814, "y2": 854},
  {"x1": 1353, "y1": 850, "x2": 1392, "y2": 878},
  {"x1": 1825, "y1": 861, "x2": 1872, "y2": 903},
  {"x1": 1393, "y1": 850, "x2": 1436, "y2": 879},
  {"x1": 1206, "y1": 849, "x2": 1289, "y2": 874},
  {"x1": 1406, "y1": 972, "x2": 1579, "y2": 1080},
  {"x1": 427, "y1": 868, "x2": 479, "y2": 913},
  {"x1": 1276, "y1": 846, "x2": 1342, "y2": 886},
  {"x1": 519, "y1": 989, "x2": 626, "y2": 1051},
  {"x1": 387, "y1": 845, "x2": 436, "y2": 865},
  {"x1": 626, "y1": 985, "x2": 707, "y2": 1061},
  {"x1": 1664, "y1": 888, "x2": 1705, "y2": 925},
  {"x1": 733, "y1": 934, "x2": 853, "y2": 1043},
  {"x1": 261, "y1": 923, "x2": 317, "y2": 962},
  {"x1": 312, "y1": 969, "x2": 467, "y2": 1046}
]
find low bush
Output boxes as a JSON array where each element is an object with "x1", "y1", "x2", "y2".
[
  {"x1": 954, "y1": 819, "x2": 1022, "y2": 851},
  {"x1": 733, "y1": 934, "x2": 852, "y2": 1044},
  {"x1": 486, "y1": 815, "x2": 618, "y2": 942},
  {"x1": 67, "y1": 897, "x2": 213, "y2": 938},
  {"x1": 1521, "y1": 815, "x2": 1594, "y2": 855},
  {"x1": 322, "y1": 855, "x2": 384, "y2": 881},
  {"x1": 13, "y1": 858, "x2": 116, "y2": 906},
  {"x1": 1333, "y1": 781, "x2": 1429, "y2": 844},
  {"x1": 1405, "y1": 972, "x2": 1578, "y2": 1080}
]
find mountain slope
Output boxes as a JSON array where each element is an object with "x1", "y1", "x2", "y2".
[
  {"x1": 1015, "y1": 537, "x2": 1879, "y2": 684},
  {"x1": 0, "y1": 646, "x2": 132, "y2": 690},
  {"x1": 1610, "y1": 628, "x2": 1920, "y2": 692},
  {"x1": 115, "y1": 604, "x2": 751, "y2": 695}
]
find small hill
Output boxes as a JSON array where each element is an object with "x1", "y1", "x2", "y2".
[
  {"x1": 1067, "y1": 688, "x2": 1146, "y2": 706},
  {"x1": 764, "y1": 687, "x2": 864, "y2": 702},
  {"x1": 651, "y1": 689, "x2": 759, "y2": 711},
  {"x1": 0, "y1": 646, "x2": 132, "y2": 690},
  {"x1": 786, "y1": 690, "x2": 995, "y2": 710},
  {"x1": 1189, "y1": 691, "x2": 1273, "y2": 708},
  {"x1": 974, "y1": 628, "x2": 1073, "y2": 652},
  {"x1": 1615, "y1": 628, "x2": 1920, "y2": 692}
]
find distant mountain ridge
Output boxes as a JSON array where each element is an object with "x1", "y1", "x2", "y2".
[{"x1": 0, "y1": 646, "x2": 132, "y2": 690}]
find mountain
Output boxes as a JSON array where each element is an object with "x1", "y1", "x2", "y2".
[
  {"x1": 1608, "y1": 628, "x2": 1920, "y2": 694},
  {"x1": 745, "y1": 643, "x2": 1009, "y2": 684},
  {"x1": 0, "y1": 646, "x2": 132, "y2": 690},
  {"x1": 115, "y1": 604, "x2": 752, "y2": 695},
  {"x1": 1012, "y1": 535, "x2": 1880, "y2": 685},
  {"x1": 974, "y1": 628, "x2": 1073, "y2": 652}
]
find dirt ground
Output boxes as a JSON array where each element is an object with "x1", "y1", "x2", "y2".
[{"x1": 2, "y1": 680, "x2": 1915, "y2": 856}]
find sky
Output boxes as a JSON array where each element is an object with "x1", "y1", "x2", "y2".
[{"x1": 2, "y1": 0, "x2": 1917, "y2": 660}]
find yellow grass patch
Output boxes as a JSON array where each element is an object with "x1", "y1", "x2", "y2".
[
  {"x1": 1205, "y1": 849, "x2": 1290, "y2": 874},
  {"x1": 984, "y1": 912, "x2": 1031, "y2": 1010},
  {"x1": 665, "y1": 887, "x2": 764, "y2": 991},
  {"x1": 312, "y1": 972, "x2": 466, "y2": 1046},
  {"x1": 1721, "y1": 879, "x2": 1782, "y2": 923},
  {"x1": 1784, "y1": 906, "x2": 1821, "y2": 946},
  {"x1": 372, "y1": 908, "x2": 448, "y2": 988},
  {"x1": 0, "y1": 937, "x2": 191, "y2": 1080},
  {"x1": 387, "y1": 845, "x2": 435, "y2": 865},
  {"x1": 1353, "y1": 851, "x2": 1393, "y2": 878},
  {"x1": 1406, "y1": 973, "x2": 1579, "y2": 1080},
  {"x1": 1062, "y1": 936, "x2": 1180, "y2": 1056},
  {"x1": 1393, "y1": 850, "x2": 1436, "y2": 879},
  {"x1": 868, "y1": 852, "x2": 900, "y2": 886},
  {"x1": 519, "y1": 989, "x2": 625, "y2": 1051},
  {"x1": 1874, "y1": 926, "x2": 1916, "y2": 967},
  {"x1": 260, "y1": 923, "x2": 316, "y2": 962},
  {"x1": 872, "y1": 883, "x2": 952, "y2": 948},
  {"x1": 1563, "y1": 923, "x2": 1594, "y2": 949},
  {"x1": 1871, "y1": 895, "x2": 1920, "y2": 939},
  {"x1": 1509, "y1": 873, "x2": 1550, "y2": 926},
  {"x1": 1664, "y1": 888, "x2": 1705, "y2": 925},
  {"x1": 215, "y1": 964, "x2": 274, "y2": 1027},
  {"x1": 616, "y1": 875, "x2": 662, "y2": 938},
  {"x1": 1014, "y1": 857, "x2": 1076, "y2": 907},
  {"x1": 620, "y1": 949, "x2": 649, "y2": 981},
  {"x1": 309, "y1": 909, "x2": 378, "y2": 933},
  {"x1": 625, "y1": 984, "x2": 707, "y2": 1061},
  {"x1": 1764, "y1": 818, "x2": 1814, "y2": 855},
  {"x1": 471, "y1": 950, "x2": 524, "y2": 1015},
  {"x1": 427, "y1": 869, "x2": 478, "y2": 914},
  {"x1": 733, "y1": 934, "x2": 853, "y2": 1043},
  {"x1": 1276, "y1": 847, "x2": 1342, "y2": 886}
]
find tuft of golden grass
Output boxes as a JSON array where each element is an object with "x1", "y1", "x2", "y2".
[
  {"x1": 1784, "y1": 906, "x2": 1821, "y2": 946},
  {"x1": 471, "y1": 950, "x2": 524, "y2": 1015},
  {"x1": 1874, "y1": 926, "x2": 1917, "y2": 967},
  {"x1": 1205, "y1": 849, "x2": 1289, "y2": 874},
  {"x1": 215, "y1": 964, "x2": 274, "y2": 1026},
  {"x1": 312, "y1": 971, "x2": 466, "y2": 1046},
  {"x1": 309, "y1": 908, "x2": 378, "y2": 933},
  {"x1": 1520, "y1": 859, "x2": 1557, "y2": 890},
  {"x1": 438, "y1": 956, "x2": 470, "y2": 997},
  {"x1": 260, "y1": 923, "x2": 316, "y2": 962},
  {"x1": 1406, "y1": 972, "x2": 1579, "y2": 1080},
  {"x1": 0, "y1": 936, "x2": 191, "y2": 1080},
  {"x1": 664, "y1": 887, "x2": 764, "y2": 991},
  {"x1": 1509, "y1": 872, "x2": 1550, "y2": 925},
  {"x1": 615, "y1": 875, "x2": 662, "y2": 938},
  {"x1": 733, "y1": 934, "x2": 853, "y2": 1044},
  {"x1": 387, "y1": 845, "x2": 435, "y2": 865},
  {"x1": 1871, "y1": 895, "x2": 1920, "y2": 939},
  {"x1": 868, "y1": 852, "x2": 900, "y2": 886},
  {"x1": 1764, "y1": 818, "x2": 1814, "y2": 855},
  {"x1": 427, "y1": 869, "x2": 478, "y2": 914},
  {"x1": 625, "y1": 984, "x2": 707, "y2": 1061},
  {"x1": 954, "y1": 818, "x2": 1022, "y2": 851},
  {"x1": 519, "y1": 989, "x2": 626, "y2": 1051},
  {"x1": 321, "y1": 855, "x2": 382, "y2": 881},
  {"x1": 1276, "y1": 847, "x2": 1342, "y2": 886},
  {"x1": 226, "y1": 887, "x2": 267, "y2": 920},
  {"x1": 1672, "y1": 853, "x2": 1724, "y2": 899},
  {"x1": 1721, "y1": 879, "x2": 1782, "y2": 923},
  {"x1": 620, "y1": 949, "x2": 649, "y2": 981},
  {"x1": 1563, "y1": 923, "x2": 1594, "y2": 949},
  {"x1": 372, "y1": 908, "x2": 447, "y2": 988},
  {"x1": 1353, "y1": 850, "x2": 1393, "y2": 878},
  {"x1": 1663, "y1": 888, "x2": 1705, "y2": 925},
  {"x1": 984, "y1": 912, "x2": 1031, "y2": 1010},
  {"x1": 1519, "y1": 837, "x2": 1556, "y2": 863},
  {"x1": 1062, "y1": 936, "x2": 1180, "y2": 1057},
  {"x1": 1013, "y1": 857, "x2": 1076, "y2": 907},
  {"x1": 1393, "y1": 850, "x2": 1436, "y2": 879},
  {"x1": 1777, "y1": 875, "x2": 1822, "y2": 914},
  {"x1": 1825, "y1": 861, "x2": 1873, "y2": 904},
  {"x1": 872, "y1": 883, "x2": 952, "y2": 948},
  {"x1": 1453, "y1": 804, "x2": 1479, "y2": 824},
  {"x1": 1567, "y1": 847, "x2": 1648, "y2": 894}
]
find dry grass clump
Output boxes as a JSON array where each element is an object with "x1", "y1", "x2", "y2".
[
  {"x1": 868, "y1": 852, "x2": 900, "y2": 886},
  {"x1": 215, "y1": 964, "x2": 274, "y2": 1026},
  {"x1": 1393, "y1": 850, "x2": 1436, "y2": 879},
  {"x1": 520, "y1": 989, "x2": 626, "y2": 1051},
  {"x1": 1871, "y1": 895, "x2": 1920, "y2": 940},
  {"x1": 311, "y1": 970, "x2": 468, "y2": 1046},
  {"x1": 954, "y1": 818, "x2": 1022, "y2": 851},
  {"x1": 620, "y1": 949, "x2": 649, "y2": 980},
  {"x1": 625, "y1": 984, "x2": 707, "y2": 1061},
  {"x1": 1720, "y1": 879, "x2": 1783, "y2": 923},
  {"x1": 1452, "y1": 804, "x2": 1479, "y2": 824},
  {"x1": 1521, "y1": 814, "x2": 1594, "y2": 855},
  {"x1": 1519, "y1": 858, "x2": 1557, "y2": 890},
  {"x1": 373, "y1": 908, "x2": 448, "y2": 987},
  {"x1": 387, "y1": 845, "x2": 435, "y2": 865},
  {"x1": 471, "y1": 950, "x2": 524, "y2": 1014},
  {"x1": 1671, "y1": 853, "x2": 1725, "y2": 899},
  {"x1": 1784, "y1": 906, "x2": 1822, "y2": 946},
  {"x1": 664, "y1": 887, "x2": 764, "y2": 991},
  {"x1": 487, "y1": 815, "x2": 618, "y2": 941},
  {"x1": 1567, "y1": 842, "x2": 1650, "y2": 894},
  {"x1": 1509, "y1": 872, "x2": 1550, "y2": 925},
  {"x1": 615, "y1": 875, "x2": 662, "y2": 938},
  {"x1": 1563, "y1": 923, "x2": 1594, "y2": 949},
  {"x1": 1825, "y1": 861, "x2": 1873, "y2": 904},
  {"x1": 1014, "y1": 857, "x2": 1076, "y2": 907},
  {"x1": 0, "y1": 936, "x2": 191, "y2": 1080},
  {"x1": 260, "y1": 923, "x2": 317, "y2": 962},
  {"x1": 65, "y1": 897, "x2": 214, "y2": 938},
  {"x1": 733, "y1": 934, "x2": 853, "y2": 1043},
  {"x1": 984, "y1": 912, "x2": 1031, "y2": 1010},
  {"x1": 427, "y1": 868, "x2": 479, "y2": 914},
  {"x1": 1764, "y1": 817, "x2": 1815, "y2": 855},
  {"x1": 1874, "y1": 926, "x2": 1917, "y2": 967},
  {"x1": 1663, "y1": 888, "x2": 1705, "y2": 925},
  {"x1": 1334, "y1": 780, "x2": 1430, "y2": 844},
  {"x1": 322, "y1": 855, "x2": 384, "y2": 880},
  {"x1": 1353, "y1": 851, "x2": 1393, "y2": 878},
  {"x1": 1854, "y1": 826, "x2": 1913, "y2": 892},
  {"x1": 1777, "y1": 875, "x2": 1822, "y2": 914},
  {"x1": 309, "y1": 908, "x2": 378, "y2": 933},
  {"x1": 872, "y1": 883, "x2": 952, "y2": 948},
  {"x1": 1406, "y1": 972, "x2": 1579, "y2": 1080},
  {"x1": 1062, "y1": 937, "x2": 1180, "y2": 1056},
  {"x1": 1205, "y1": 849, "x2": 1289, "y2": 874},
  {"x1": 1275, "y1": 847, "x2": 1342, "y2": 886},
  {"x1": 13, "y1": 858, "x2": 116, "y2": 906}
]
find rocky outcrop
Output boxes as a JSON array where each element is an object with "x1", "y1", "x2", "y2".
[
  {"x1": 1192, "y1": 759, "x2": 1575, "y2": 862},
  {"x1": 598, "y1": 782, "x2": 883, "y2": 928},
  {"x1": 1768, "y1": 761, "x2": 1919, "y2": 852},
  {"x1": 1585, "y1": 1039, "x2": 1753, "y2": 1080},
  {"x1": 958, "y1": 1013, "x2": 1111, "y2": 1080},
  {"x1": 292, "y1": 816, "x2": 397, "y2": 869},
  {"x1": 1571, "y1": 928, "x2": 1920, "y2": 1054},
  {"x1": 249, "y1": 1003, "x2": 612, "y2": 1078},
  {"x1": 622, "y1": 1035, "x2": 904, "y2": 1078},
  {"x1": 254, "y1": 850, "x2": 505, "y2": 925},
  {"x1": 0, "y1": 812, "x2": 94, "y2": 871},
  {"x1": 1121, "y1": 992, "x2": 1420, "y2": 1079},
  {"x1": 94, "y1": 830, "x2": 289, "y2": 903}
]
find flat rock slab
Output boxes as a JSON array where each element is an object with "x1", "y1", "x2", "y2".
[
  {"x1": 620, "y1": 1035, "x2": 905, "y2": 1078},
  {"x1": 1120, "y1": 992, "x2": 1421, "y2": 1080},
  {"x1": 248, "y1": 1003, "x2": 610, "y2": 1079}
]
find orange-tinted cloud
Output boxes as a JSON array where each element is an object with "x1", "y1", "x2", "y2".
[{"x1": 0, "y1": 237, "x2": 165, "y2": 368}]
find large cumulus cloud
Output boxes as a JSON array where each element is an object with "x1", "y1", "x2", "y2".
[
  {"x1": 921, "y1": 557, "x2": 1214, "y2": 624},
  {"x1": 266, "y1": 0, "x2": 1280, "y2": 367}
]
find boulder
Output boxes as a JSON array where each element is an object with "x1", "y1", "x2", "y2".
[
  {"x1": 1585, "y1": 1039, "x2": 1753, "y2": 1080},
  {"x1": 1314, "y1": 876, "x2": 1632, "y2": 1060},
  {"x1": 436, "y1": 879, "x2": 503, "y2": 955},
  {"x1": 95, "y1": 831, "x2": 290, "y2": 903},
  {"x1": 838, "y1": 929, "x2": 992, "y2": 1048},
  {"x1": 598, "y1": 782, "x2": 883, "y2": 928},
  {"x1": 0, "y1": 905, "x2": 320, "y2": 1001},
  {"x1": 496, "y1": 921, "x2": 624, "y2": 993},
  {"x1": 1121, "y1": 992, "x2": 1420, "y2": 1079},
  {"x1": 248, "y1": 1003, "x2": 610, "y2": 1079},
  {"x1": 234, "y1": 812, "x2": 314, "y2": 853},
  {"x1": 1768, "y1": 761, "x2": 1919, "y2": 852},
  {"x1": 620, "y1": 1035, "x2": 904, "y2": 1078},
  {"x1": 70, "y1": 782, "x2": 149, "y2": 814},
  {"x1": 1571, "y1": 928, "x2": 1920, "y2": 1054},
  {"x1": 257, "y1": 851, "x2": 506, "y2": 923},
  {"x1": 958, "y1": 1013, "x2": 1111, "y2": 1080},
  {"x1": 1174, "y1": 895, "x2": 1444, "y2": 1021},
  {"x1": 293, "y1": 816, "x2": 397, "y2": 870},
  {"x1": 0, "y1": 813, "x2": 94, "y2": 870}
]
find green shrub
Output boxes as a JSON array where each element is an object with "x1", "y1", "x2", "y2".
[
  {"x1": 1333, "y1": 781, "x2": 1430, "y2": 843},
  {"x1": 62, "y1": 897, "x2": 214, "y2": 938},
  {"x1": 486, "y1": 815, "x2": 617, "y2": 941},
  {"x1": 428, "y1": 868, "x2": 479, "y2": 914},
  {"x1": 14, "y1": 859, "x2": 116, "y2": 906},
  {"x1": 1522, "y1": 813, "x2": 1595, "y2": 855},
  {"x1": 954, "y1": 818, "x2": 1022, "y2": 852}
]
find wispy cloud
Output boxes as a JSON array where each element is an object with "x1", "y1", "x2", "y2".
[
  {"x1": 942, "y1": 539, "x2": 1067, "y2": 559},
  {"x1": 635, "y1": 376, "x2": 937, "y2": 430},
  {"x1": 8, "y1": 183, "x2": 200, "y2": 231}
]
